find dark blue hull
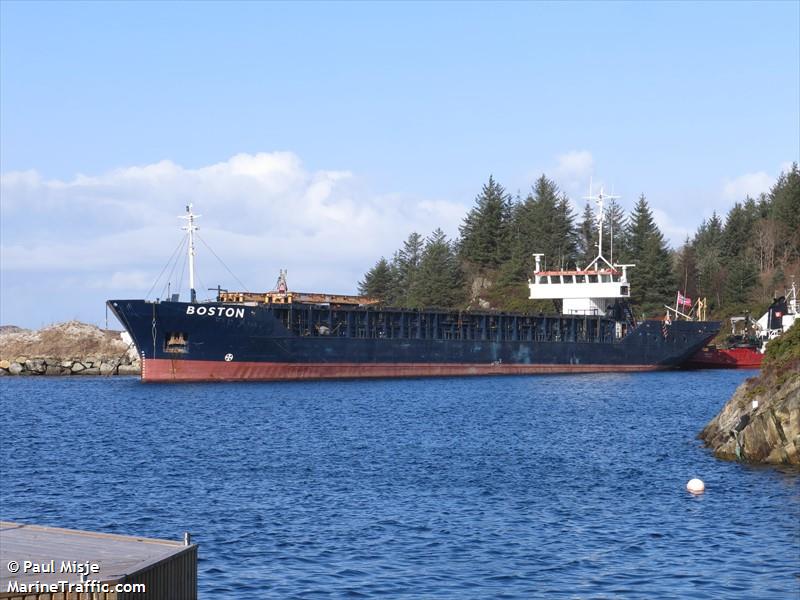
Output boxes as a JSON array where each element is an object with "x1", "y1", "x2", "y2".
[{"x1": 108, "y1": 299, "x2": 720, "y2": 381}]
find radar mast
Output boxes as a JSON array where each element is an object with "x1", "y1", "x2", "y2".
[
  {"x1": 179, "y1": 204, "x2": 200, "y2": 303},
  {"x1": 582, "y1": 182, "x2": 618, "y2": 272}
]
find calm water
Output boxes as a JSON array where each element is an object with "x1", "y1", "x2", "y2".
[{"x1": 1, "y1": 371, "x2": 798, "y2": 598}]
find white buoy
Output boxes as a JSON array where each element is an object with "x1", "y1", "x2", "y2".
[{"x1": 686, "y1": 478, "x2": 705, "y2": 494}]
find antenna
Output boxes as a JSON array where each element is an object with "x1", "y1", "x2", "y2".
[
  {"x1": 610, "y1": 212, "x2": 614, "y2": 266},
  {"x1": 582, "y1": 185, "x2": 619, "y2": 271},
  {"x1": 609, "y1": 185, "x2": 615, "y2": 265},
  {"x1": 179, "y1": 204, "x2": 201, "y2": 303}
]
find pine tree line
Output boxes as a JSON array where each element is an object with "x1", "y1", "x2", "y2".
[
  {"x1": 358, "y1": 229, "x2": 465, "y2": 309},
  {"x1": 359, "y1": 164, "x2": 800, "y2": 318},
  {"x1": 674, "y1": 163, "x2": 800, "y2": 315}
]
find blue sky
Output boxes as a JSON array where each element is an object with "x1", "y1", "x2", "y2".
[{"x1": 1, "y1": 1, "x2": 798, "y2": 328}]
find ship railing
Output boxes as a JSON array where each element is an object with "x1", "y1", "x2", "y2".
[{"x1": 265, "y1": 303, "x2": 618, "y2": 344}]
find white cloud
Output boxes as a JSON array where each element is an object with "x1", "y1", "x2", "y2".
[
  {"x1": 554, "y1": 150, "x2": 594, "y2": 181},
  {"x1": 0, "y1": 152, "x2": 466, "y2": 326},
  {"x1": 652, "y1": 208, "x2": 693, "y2": 246},
  {"x1": 539, "y1": 150, "x2": 597, "y2": 206},
  {"x1": 87, "y1": 271, "x2": 155, "y2": 290},
  {"x1": 722, "y1": 171, "x2": 773, "y2": 201},
  {"x1": 527, "y1": 150, "x2": 595, "y2": 198}
]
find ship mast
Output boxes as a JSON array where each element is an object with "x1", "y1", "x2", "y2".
[
  {"x1": 180, "y1": 204, "x2": 200, "y2": 303},
  {"x1": 583, "y1": 183, "x2": 619, "y2": 272},
  {"x1": 789, "y1": 279, "x2": 798, "y2": 315}
]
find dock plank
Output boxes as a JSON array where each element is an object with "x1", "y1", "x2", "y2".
[{"x1": 0, "y1": 522, "x2": 196, "y2": 600}]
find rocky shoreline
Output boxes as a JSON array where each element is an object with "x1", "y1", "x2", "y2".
[
  {"x1": 0, "y1": 355, "x2": 140, "y2": 376},
  {"x1": 700, "y1": 324, "x2": 800, "y2": 466},
  {"x1": 0, "y1": 321, "x2": 141, "y2": 377},
  {"x1": 700, "y1": 369, "x2": 799, "y2": 464}
]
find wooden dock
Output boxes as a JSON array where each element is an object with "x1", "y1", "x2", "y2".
[{"x1": 0, "y1": 521, "x2": 197, "y2": 600}]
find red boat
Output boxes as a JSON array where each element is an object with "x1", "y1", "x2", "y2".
[
  {"x1": 685, "y1": 345, "x2": 763, "y2": 369},
  {"x1": 682, "y1": 283, "x2": 797, "y2": 370},
  {"x1": 684, "y1": 314, "x2": 764, "y2": 369}
]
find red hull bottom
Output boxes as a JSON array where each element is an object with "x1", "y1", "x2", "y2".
[
  {"x1": 142, "y1": 358, "x2": 664, "y2": 382},
  {"x1": 685, "y1": 347, "x2": 763, "y2": 369}
]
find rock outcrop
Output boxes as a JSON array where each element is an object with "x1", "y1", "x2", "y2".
[
  {"x1": 0, "y1": 321, "x2": 140, "y2": 377},
  {"x1": 700, "y1": 324, "x2": 800, "y2": 465}
]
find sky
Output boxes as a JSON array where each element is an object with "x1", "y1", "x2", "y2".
[{"x1": 1, "y1": 1, "x2": 798, "y2": 328}]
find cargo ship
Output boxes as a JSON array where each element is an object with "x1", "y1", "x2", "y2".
[
  {"x1": 685, "y1": 284, "x2": 797, "y2": 369},
  {"x1": 108, "y1": 194, "x2": 720, "y2": 382}
]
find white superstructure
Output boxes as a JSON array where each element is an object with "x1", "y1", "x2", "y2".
[
  {"x1": 756, "y1": 280, "x2": 798, "y2": 344},
  {"x1": 528, "y1": 186, "x2": 635, "y2": 316}
]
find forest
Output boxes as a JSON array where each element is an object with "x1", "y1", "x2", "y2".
[{"x1": 358, "y1": 164, "x2": 800, "y2": 322}]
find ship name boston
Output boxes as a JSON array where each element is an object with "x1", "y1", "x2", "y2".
[{"x1": 186, "y1": 306, "x2": 245, "y2": 318}]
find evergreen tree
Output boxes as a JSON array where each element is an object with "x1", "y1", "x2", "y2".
[
  {"x1": 626, "y1": 194, "x2": 674, "y2": 311},
  {"x1": 390, "y1": 232, "x2": 424, "y2": 306},
  {"x1": 358, "y1": 257, "x2": 394, "y2": 300},
  {"x1": 553, "y1": 195, "x2": 578, "y2": 269},
  {"x1": 577, "y1": 202, "x2": 597, "y2": 268},
  {"x1": 459, "y1": 176, "x2": 512, "y2": 268},
  {"x1": 723, "y1": 257, "x2": 758, "y2": 308},
  {"x1": 694, "y1": 212, "x2": 724, "y2": 252},
  {"x1": 505, "y1": 182, "x2": 548, "y2": 275},
  {"x1": 768, "y1": 163, "x2": 800, "y2": 264},
  {"x1": 721, "y1": 201, "x2": 757, "y2": 261},
  {"x1": 627, "y1": 194, "x2": 656, "y2": 258},
  {"x1": 716, "y1": 201, "x2": 760, "y2": 307},
  {"x1": 492, "y1": 177, "x2": 577, "y2": 308},
  {"x1": 412, "y1": 229, "x2": 465, "y2": 308},
  {"x1": 673, "y1": 237, "x2": 699, "y2": 300},
  {"x1": 496, "y1": 200, "x2": 528, "y2": 285},
  {"x1": 510, "y1": 176, "x2": 577, "y2": 271},
  {"x1": 694, "y1": 213, "x2": 725, "y2": 307},
  {"x1": 604, "y1": 199, "x2": 629, "y2": 264}
]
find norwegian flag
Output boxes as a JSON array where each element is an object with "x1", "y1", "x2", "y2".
[{"x1": 677, "y1": 292, "x2": 692, "y2": 307}]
